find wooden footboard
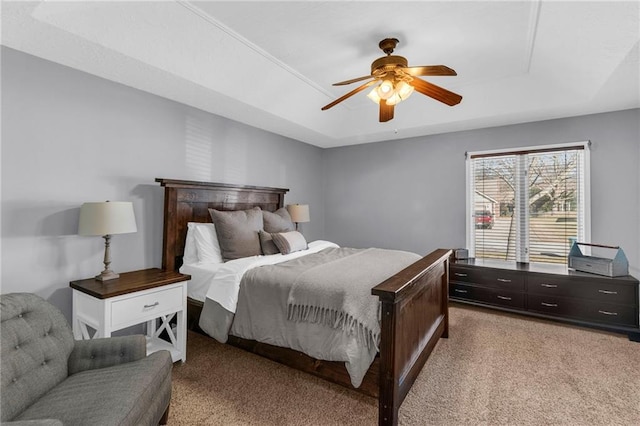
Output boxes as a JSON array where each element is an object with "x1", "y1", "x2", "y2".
[{"x1": 372, "y1": 248, "x2": 451, "y2": 426}]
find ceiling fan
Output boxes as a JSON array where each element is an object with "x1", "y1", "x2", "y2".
[{"x1": 321, "y1": 38, "x2": 462, "y2": 122}]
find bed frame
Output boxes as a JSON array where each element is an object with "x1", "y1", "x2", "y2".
[{"x1": 156, "y1": 178, "x2": 451, "y2": 425}]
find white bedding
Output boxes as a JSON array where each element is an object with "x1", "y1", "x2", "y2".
[
  {"x1": 179, "y1": 262, "x2": 223, "y2": 302},
  {"x1": 193, "y1": 240, "x2": 339, "y2": 313}
]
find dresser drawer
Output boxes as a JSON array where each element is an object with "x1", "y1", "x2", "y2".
[
  {"x1": 582, "y1": 302, "x2": 639, "y2": 328},
  {"x1": 527, "y1": 294, "x2": 584, "y2": 318},
  {"x1": 451, "y1": 266, "x2": 525, "y2": 291},
  {"x1": 527, "y1": 294, "x2": 638, "y2": 327},
  {"x1": 528, "y1": 274, "x2": 636, "y2": 305},
  {"x1": 450, "y1": 265, "x2": 482, "y2": 284},
  {"x1": 111, "y1": 285, "x2": 183, "y2": 329},
  {"x1": 450, "y1": 283, "x2": 525, "y2": 309},
  {"x1": 479, "y1": 268, "x2": 525, "y2": 291}
]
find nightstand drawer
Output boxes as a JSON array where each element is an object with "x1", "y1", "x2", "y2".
[{"x1": 111, "y1": 285, "x2": 183, "y2": 329}]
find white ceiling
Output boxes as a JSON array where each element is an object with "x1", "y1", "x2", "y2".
[{"x1": 2, "y1": 1, "x2": 639, "y2": 148}]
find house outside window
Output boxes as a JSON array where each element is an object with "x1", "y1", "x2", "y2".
[{"x1": 466, "y1": 142, "x2": 590, "y2": 265}]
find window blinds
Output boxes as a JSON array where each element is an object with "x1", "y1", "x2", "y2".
[{"x1": 467, "y1": 143, "x2": 589, "y2": 265}]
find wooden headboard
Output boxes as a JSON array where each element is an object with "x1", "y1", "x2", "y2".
[{"x1": 156, "y1": 178, "x2": 289, "y2": 271}]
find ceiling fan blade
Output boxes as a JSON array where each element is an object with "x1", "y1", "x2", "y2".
[
  {"x1": 333, "y1": 75, "x2": 375, "y2": 86},
  {"x1": 321, "y1": 80, "x2": 378, "y2": 111},
  {"x1": 404, "y1": 65, "x2": 457, "y2": 76},
  {"x1": 379, "y1": 100, "x2": 394, "y2": 122},
  {"x1": 409, "y1": 77, "x2": 462, "y2": 106}
]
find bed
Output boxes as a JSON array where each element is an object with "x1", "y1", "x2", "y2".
[{"x1": 156, "y1": 178, "x2": 451, "y2": 425}]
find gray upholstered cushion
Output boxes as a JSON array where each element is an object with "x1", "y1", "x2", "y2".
[
  {"x1": 1, "y1": 293, "x2": 74, "y2": 422},
  {"x1": 17, "y1": 351, "x2": 172, "y2": 426},
  {"x1": 261, "y1": 208, "x2": 295, "y2": 255},
  {"x1": 271, "y1": 231, "x2": 308, "y2": 255},
  {"x1": 208, "y1": 207, "x2": 263, "y2": 261},
  {"x1": 68, "y1": 335, "x2": 147, "y2": 375}
]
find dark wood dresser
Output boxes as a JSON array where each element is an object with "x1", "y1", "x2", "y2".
[{"x1": 450, "y1": 259, "x2": 640, "y2": 341}]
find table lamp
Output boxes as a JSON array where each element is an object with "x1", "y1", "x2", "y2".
[
  {"x1": 78, "y1": 201, "x2": 137, "y2": 281},
  {"x1": 286, "y1": 204, "x2": 310, "y2": 232}
]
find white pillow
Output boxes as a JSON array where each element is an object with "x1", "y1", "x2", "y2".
[
  {"x1": 193, "y1": 223, "x2": 224, "y2": 264},
  {"x1": 183, "y1": 223, "x2": 200, "y2": 265}
]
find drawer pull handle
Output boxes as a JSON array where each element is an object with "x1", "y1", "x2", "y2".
[
  {"x1": 454, "y1": 273, "x2": 468, "y2": 277},
  {"x1": 598, "y1": 289, "x2": 618, "y2": 295},
  {"x1": 541, "y1": 302, "x2": 558, "y2": 307},
  {"x1": 540, "y1": 283, "x2": 558, "y2": 288},
  {"x1": 497, "y1": 295, "x2": 512, "y2": 300},
  {"x1": 143, "y1": 302, "x2": 160, "y2": 309},
  {"x1": 598, "y1": 310, "x2": 618, "y2": 316},
  {"x1": 497, "y1": 278, "x2": 512, "y2": 283},
  {"x1": 454, "y1": 289, "x2": 468, "y2": 294}
]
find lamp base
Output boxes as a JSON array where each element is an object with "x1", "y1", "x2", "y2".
[
  {"x1": 95, "y1": 270, "x2": 120, "y2": 281},
  {"x1": 95, "y1": 234, "x2": 119, "y2": 281}
]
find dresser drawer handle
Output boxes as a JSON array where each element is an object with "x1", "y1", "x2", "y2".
[
  {"x1": 541, "y1": 302, "x2": 558, "y2": 307},
  {"x1": 497, "y1": 278, "x2": 512, "y2": 283},
  {"x1": 454, "y1": 289, "x2": 468, "y2": 294},
  {"x1": 598, "y1": 310, "x2": 618, "y2": 316},
  {"x1": 598, "y1": 289, "x2": 618, "y2": 295},
  {"x1": 540, "y1": 283, "x2": 558, "y2": 288},
  {"x1": 497, "y1": 295, "x2": 512, "y2": 300},
  {"x1": 454, "y1": 273, "x2": 468, "y2": 277},
  {"x1": 143, "y1": 302, "x2": 160, "y2": 309}
]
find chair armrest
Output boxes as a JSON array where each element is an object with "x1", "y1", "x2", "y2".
[{"x1": 68, "y1": 335, "x2": 147, "y2": 375}]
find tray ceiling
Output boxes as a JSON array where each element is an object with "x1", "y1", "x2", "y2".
[{"x1": 2, "y1": 1, "x2": 639, "y2": 148}]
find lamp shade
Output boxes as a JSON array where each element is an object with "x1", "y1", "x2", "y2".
[
  {"x1": 78, "y1": 201, "x2": 137, "y2": 236},
  {"x1": 286, "y1": 204, "x2": 310, "y2": 223}
]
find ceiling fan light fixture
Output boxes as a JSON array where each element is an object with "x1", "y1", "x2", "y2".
[
  {"x1": 376, "y1": 80, "x2": 395, "y2": 100},
  {"x1": 396, "y1": 80, "x2": 414, "y2": 100},
  {"x1": 369, "y1": 80, "x2": 410, "y2": 106},
  {"x1": 367, "y1": 87, "x2": 381, "y2": 104},
  {"x1": 385, "y1": 92, "x2": 402, "y2": 106}
]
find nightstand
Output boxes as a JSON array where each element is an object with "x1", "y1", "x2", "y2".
[{"x1": 70, "y1": 268, "x2": 191, "y2": 362}]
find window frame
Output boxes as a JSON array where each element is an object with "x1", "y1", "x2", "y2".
[{"x1": 465, "y1": 141, "x2": 591, "y2": 263}]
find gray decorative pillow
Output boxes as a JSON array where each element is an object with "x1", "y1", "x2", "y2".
[
  {"x1": 271, "y1": 231, "x2": 308, "y2": 255},
  {"x1": 208, "y1": 207, "x2": 263, "y2": 261},
  {"x1": 260, "y1": 208, "x2": 295, "y2": 255},
  {"x1": 263, "y1": 208, "x2": 295, "y2": 233},
  {"x1": 259, "y1": 230, "x2": 280, "y2": 255}
]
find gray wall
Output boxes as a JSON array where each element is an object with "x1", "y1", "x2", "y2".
[
  {"x1": 1, "y1": 47, "x2": 324, "y2": 320},
  {"x1": 323, "y1": 109, "x2": 640, "y2": 277},
  {"x1": 3, "y1": 45, "x2": 639, "y2": 323}
]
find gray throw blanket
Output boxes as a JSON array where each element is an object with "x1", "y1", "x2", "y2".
[{"x1": 287, "y1": 247, "x2": 420, "y2": 351}]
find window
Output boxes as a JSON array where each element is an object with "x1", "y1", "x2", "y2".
[{"x1": 466, "y1": 142, "x2": 590, "y2": 265}]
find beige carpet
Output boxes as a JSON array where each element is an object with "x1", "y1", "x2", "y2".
[{"x1": 169, "y1": 305, "x2": 640, "y2": 425}]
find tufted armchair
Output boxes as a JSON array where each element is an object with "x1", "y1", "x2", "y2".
[{"x1": 1, "y1": 293, "x2": 172, "y2": 425}]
